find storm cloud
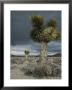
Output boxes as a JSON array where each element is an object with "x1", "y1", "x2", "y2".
[{"x1": 11, "y1": 11, "x2": 61, "y2": 45}]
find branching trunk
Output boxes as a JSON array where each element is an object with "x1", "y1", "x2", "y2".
[{"x1": 39, "y1": 42, "x2": 48, "y2": 65}]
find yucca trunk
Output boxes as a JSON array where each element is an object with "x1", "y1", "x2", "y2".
[
  {"x1": 25, "y1": 55, "x2": 28, "y2": 60},
  {"x1": 40, "y1": 42, "x2": 48, "y2": 65},
  {"x1": 25, "y1": 55, "x2": 29, "y2": 64}
]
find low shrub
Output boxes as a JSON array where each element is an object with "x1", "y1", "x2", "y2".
[
  {"x1": 21, "y1": 61, "x2": 61, "y2": 78},
  {"x1": 51, "y1": 64, "x2": 61, "y2": 76}
]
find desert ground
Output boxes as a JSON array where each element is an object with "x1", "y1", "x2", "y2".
[{"x1": 11, "y1": 55, "x2": 61, "y2": 79}]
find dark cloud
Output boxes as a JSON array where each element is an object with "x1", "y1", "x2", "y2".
[{"x1": 11, "y1": 11, "x2": 61, "y2": 45}]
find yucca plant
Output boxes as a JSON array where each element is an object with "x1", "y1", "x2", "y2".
[
  {"x1": 30, "y1": 16, "x2": 60, "y2": 65},
  {"x1": 24, "y1": 50, "x2": 30, "y2": 62}
]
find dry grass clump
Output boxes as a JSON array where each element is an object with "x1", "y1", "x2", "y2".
[
  {"x1": 11, "y1": 58, "x2": 23, "y2": 64},
  {"x1": 32, "y1": 64, "x2": 52, "y2": 78},
  {"x1": 53, "y1": 58, "x2": 61, "y2": 65},
  {"x1": 11, "y1": 59, "x2": 18, "y2": 64},
  {"x1": 51, "y1": 64, "x2": 61, "y2": 77},
  {"x1": 21, "y1": 63, "x2": 35, "y2": 75}
]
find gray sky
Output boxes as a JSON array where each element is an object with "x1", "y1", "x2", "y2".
[{"x1": 11, "y1": 11, "x2": 61, "y2": 45}]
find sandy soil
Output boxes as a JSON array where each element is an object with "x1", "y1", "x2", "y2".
[{"x1": 11, "y1": 56, "x2": 61, "y2": 79}]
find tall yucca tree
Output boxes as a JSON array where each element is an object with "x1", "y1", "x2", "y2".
[{"x1": 30, "y1": 16, "x2": 60, "y2": 65}]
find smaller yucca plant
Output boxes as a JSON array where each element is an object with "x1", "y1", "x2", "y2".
[{"x1": 24, "y1": 50, "x2": 30, "y2": 63}]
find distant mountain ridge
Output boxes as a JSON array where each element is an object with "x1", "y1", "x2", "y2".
[
  {"x1": 11, "y1": 53, "x2": 61, "y2": 57},
  {"x1": 49, "y1": 53, "x2": 61, "y2": 57}
]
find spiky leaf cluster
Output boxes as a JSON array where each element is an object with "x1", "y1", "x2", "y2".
[
  {"x1": 30, "y1": 15, "x2": 43, "y2": 29},
  {"x1": 24, "y1": 50, "x2": 30, "y2": 55},
  {"x1": 30, "y1": 16, "x2": 60, "y2": 43},
  {"x1": 47, "y1": 18, "x2": 57, "y2": 28}
]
